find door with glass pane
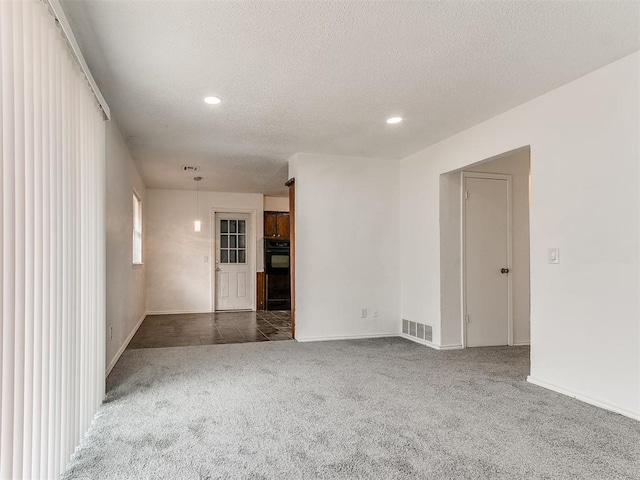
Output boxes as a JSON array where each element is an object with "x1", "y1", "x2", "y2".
[{"x1": 215, "y1": 213, "x2": 253, "y2": 310}]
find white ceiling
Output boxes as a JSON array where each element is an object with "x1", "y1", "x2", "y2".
[{"x1": 61, "y1": 0, "x2": 639, "y2": 196}]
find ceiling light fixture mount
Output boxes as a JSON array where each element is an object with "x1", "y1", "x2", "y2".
[
  {"x1": 204, "y1": 96, "x2": 222, "y2": 105},
  {"x1": 194, "y1": 176, "x2": 203, "y2": 232},
  {"x1": 386, "y1": 116, "x2": 403, "y2": 125}
]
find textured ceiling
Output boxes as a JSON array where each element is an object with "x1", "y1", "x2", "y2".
[{"x1": 61, "y1": 0, "x2": 639, "y2": 196}]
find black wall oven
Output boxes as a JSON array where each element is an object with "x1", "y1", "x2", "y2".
[{"x1": 265, "y1": 239, "x2": 290, "y2": 275}]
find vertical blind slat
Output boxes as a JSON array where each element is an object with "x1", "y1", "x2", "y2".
[
  {"x1": 22, "y1": 3, "x2": 36, "y2": 478},
  {"x1": 39, "y1": 17, "x2": 53, "y2": 478},
  {"x1": 0, "y1": 1, "x2": 7, "y2": 476},
  {"x1": 0, "y1": 1, "x2": 4, "y2": 473},
  {"x1": 30, "y1": 4, "x2": 44, "y2": 479},
  {"x1": 11, "y1": 1, "x2": 26, "y2": 476}
]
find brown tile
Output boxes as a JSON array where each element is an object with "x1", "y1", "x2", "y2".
[
  {"x1": 199, "y1": 335, "x2": 227, "y2": 345},
  {"x1": 127, "y1": 310, "x2": 292, "y2": 350},
  {"x1": 172, "y1": 324, "x2": 218, "y2": 335},
  {"x1": 257, "y1": 327, "x2": 280, "y2": 336},
  {"x1": 268, "y1": 336, "x2": 292, "y2": 342},
  {"x1": 222, "y1": 337, "x2": 249, "y2": 344},
  {"x1": 243, "y1": 336, "x2": 269, "y2": 343},
  {"x1": 216, "y1": 327, "x2": 243, "y2": 337},
  {"x1": 128, "y1": 335, "x2": 201, "y2": 349},
  {"x1": 243, "y1": 331, "x2": 269, "y2": 341}
]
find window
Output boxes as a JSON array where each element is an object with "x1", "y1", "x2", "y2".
[
  {"x1": 219, "y1": 219, "x2": 247, "y2": 264},
  {"x1": 133, "y1": 192, "x2": 143, "y2": 264}
]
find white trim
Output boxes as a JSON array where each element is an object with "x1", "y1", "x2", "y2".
[
  {"x1": 211, "y1": 208, "x2": 258, "y2": 312},
  {"x1": 400, "y1": 333, "x2": 437, "y2": 348},
  {"x1": 145, "y1": 310, "x2": 212, "y2": 315},
  {"x1": 461, "y1": 172, "x2": 513, "y2": 348},
  {"x1": 512, "y1": 342, "x2": 531, "y2": 346},
  {"x1": 400, "y1": 334, "x2": 464, "y2": 350},
  {"x1": 460, "y1": 173, "x2": 466, "y2": 347},
  {"x1": 106, "y1": 313, "x2": 146, "y2": 376},
  {"x1": 295, "y1": 333, "x2": 400, "y2": 343},
  {"x1": 527, "y1": 376, "x2": 639, "y2": 421},
  {"x1": 46, "y1": 0, "x2": 111, "y2": 119}
]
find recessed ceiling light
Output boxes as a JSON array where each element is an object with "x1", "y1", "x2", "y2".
[
  {"x1": 386, "y1": 116, "x2": 403, "y2": 124},
  {"x1": 204, "y1": 96, "x2": 222, "y2": 105}
]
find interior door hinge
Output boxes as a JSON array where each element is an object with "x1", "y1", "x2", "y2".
[
  {"x1": 464, "y1": 190, "x2": 469, "y2": 200},
  {"x1": 465, "y1": 314, "x2": 470, "y2": 323}
]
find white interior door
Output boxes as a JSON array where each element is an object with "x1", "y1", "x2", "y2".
[
  {"x1": 215, "y1": 213, "x2": 253, "y2": 311},
  {"x1": 464, "y1": 174, "x2": 511, "y2": 347}
]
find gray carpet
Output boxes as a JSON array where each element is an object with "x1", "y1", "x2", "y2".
[{"x1": 62, "y1": 338, "x2": 640, "y2": 479}]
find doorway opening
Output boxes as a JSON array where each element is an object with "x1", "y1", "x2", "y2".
[
  {"x1": 256, "y1": 181, "x2": 295, "y2": 339},
  {"x1": 439, "y1": 147, "x2": 531, "y2": 348}
]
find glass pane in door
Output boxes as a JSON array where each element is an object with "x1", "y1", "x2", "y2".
[{"x1": 219, "y1": 217, "x2": 248, "y2": 265}]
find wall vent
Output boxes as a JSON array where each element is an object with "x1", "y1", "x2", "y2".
[
  {"x1": 182, "y1": 165, "x2": 200, "y2": 172},
  {"x1": 402, "y1": 319, "x2": 409, "y2": 335},
  {"x1": 424, "y1": 324, "x2": 433, "y2": 342},
  {"x1": 402, "y1": 319, "x2": 433, "y2": 342}
]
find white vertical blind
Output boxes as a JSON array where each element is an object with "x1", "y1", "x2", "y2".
[{"x1": 0, "y1": 1, "x2": 106, "y2": 478}]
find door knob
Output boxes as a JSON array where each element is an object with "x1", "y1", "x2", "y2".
[{"x1": 501, "y1": 268, "x2": 510, "y2": 274}]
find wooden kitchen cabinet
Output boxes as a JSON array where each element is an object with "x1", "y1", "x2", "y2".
[{"x1": 264, "y1": 211, "x2": 290, "y2": 238}]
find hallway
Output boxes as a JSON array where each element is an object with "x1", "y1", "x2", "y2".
[{"x1": 127, "y1": 311, "x2": 292, "y2": 349}]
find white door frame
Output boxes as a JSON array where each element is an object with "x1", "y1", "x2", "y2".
[
  {"x1": 460, "y1": 172, "x2": 513, "y2": 348},
  {"x1": 210, "y1": 207, "x2": 257, "y2": 311}
]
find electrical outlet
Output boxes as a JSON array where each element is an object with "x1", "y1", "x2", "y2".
[
  {"x1": 360, "y1": 308, "x2": 367, "y2": 318},
  {"x1": 109, "y1": 325, "x2": 113, "y2": 340},
  {"x1": 373, "y1": 306, "x2": 378, "y2": 317}
]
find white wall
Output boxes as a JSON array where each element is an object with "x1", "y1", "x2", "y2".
[
  {"x1": 401, "y1": 52, "x2": 639, "y2": 418},
  {"x1": 440, "y1": 149, "x2": 531, "y2": 347},
  {"x1": 264, "y1": 195, "x2": 289, "y2": 212},
  {"x1": 105, "y1": 120, "x2": 147, "y2": 373},
  {"x1": 146, "y1": 189, "x2": 263, "y2": 313},
  {"x1": 289, "y1": 153, "x2": 401, "y2": 341}
]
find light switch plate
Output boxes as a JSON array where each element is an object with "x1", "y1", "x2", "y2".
[{"x1": 548, "y1": 248, "x2": 559, "y2": 264}]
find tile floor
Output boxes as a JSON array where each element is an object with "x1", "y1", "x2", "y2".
[{"x1": 127, "y1": 310, "x2": 292, "y2": 349}]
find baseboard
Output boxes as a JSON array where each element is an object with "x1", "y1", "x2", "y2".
[
  {"x1": 527, "y1": 376, "x2": 639, "y2": 421},
  {"x1": 145, "y1": 309, "x2": 213, "y2": 315},
  {"x1": 399, "y1": 333, "x2": 464, "y2": 350},
  {"x1": 106, "y1": 312, "x2": 146, "y2": 376},
  {"x1": 295, "y1": 333, "x2": 400, "y2": 343},
  {"x1": 512, "y1": 342, "x2": 531, "y2": 346}
]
